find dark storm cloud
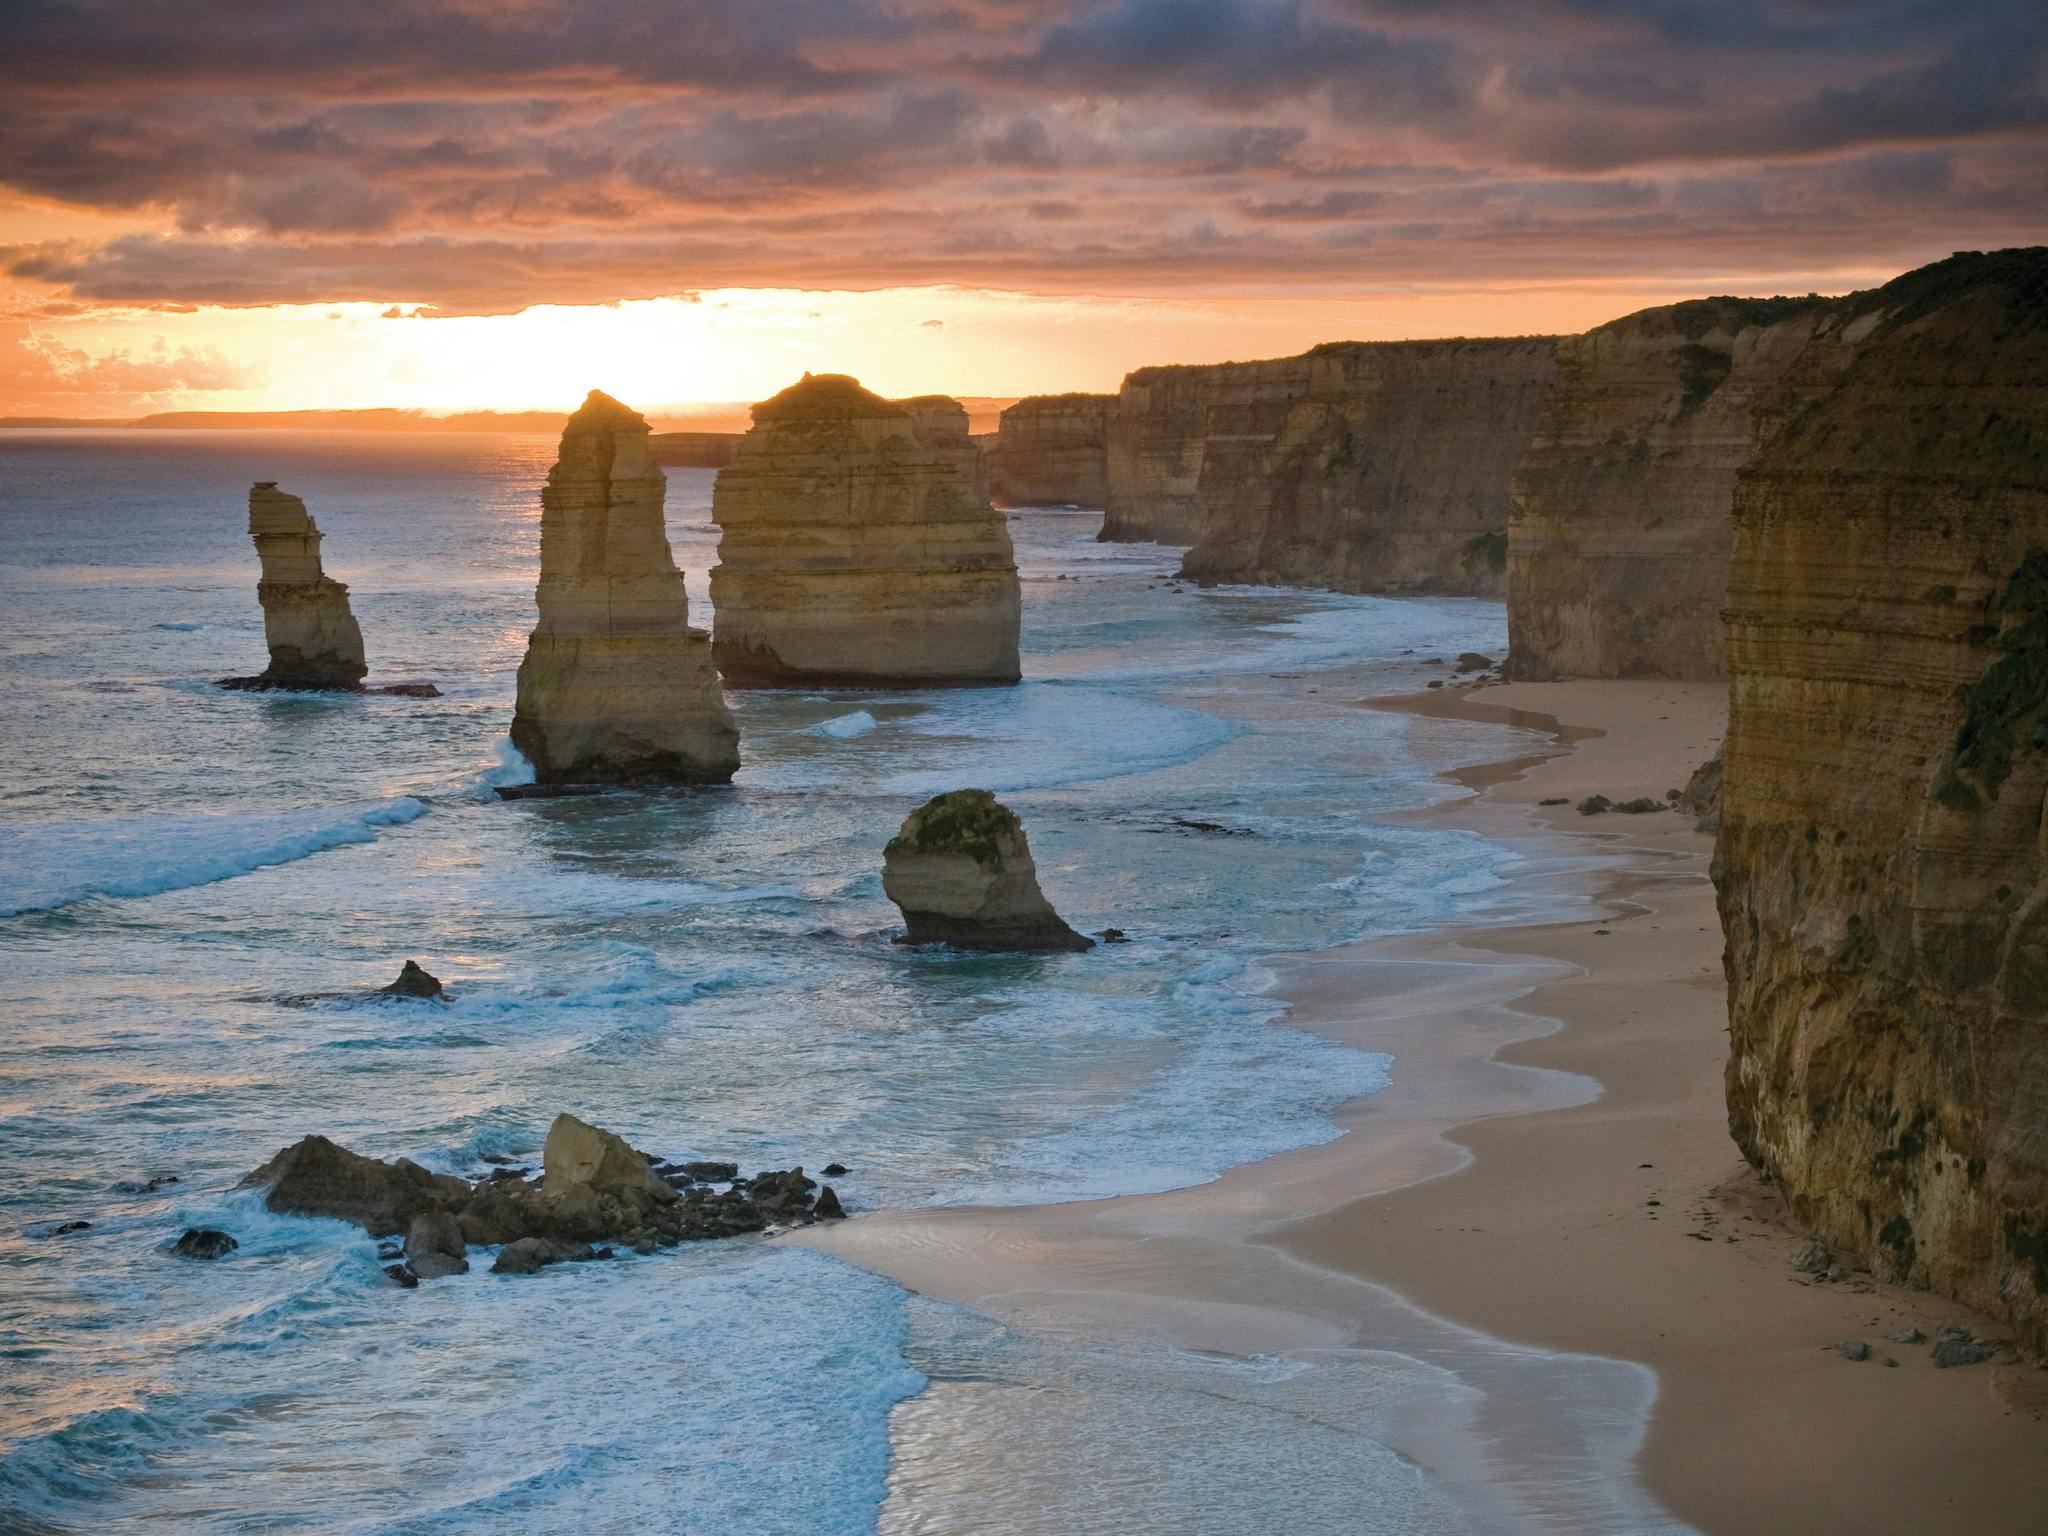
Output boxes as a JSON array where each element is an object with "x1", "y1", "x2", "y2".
[{"x1": 0, "y1": 0, "x2": 2041, "y2": 310}]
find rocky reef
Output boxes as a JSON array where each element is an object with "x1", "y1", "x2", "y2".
[
  {"x1": 511, "y1": 391, "x2": 738, "y2": 785},
  {"x1": 1505, "y1": 295, "x2": 1837, "y2": 679},
  {"x1": 240, "y1": 1112, "x2": 845, "y2": 1280},
  {"x1": 709, "y1": 374, "x2": 1021, "y2": 687},
  {"x1": 987, "y1": 393, "x2": 1113, "y2": 509},
  {"x1": 1714, "y1": 247, "x2": 2048, "y2": 1357},
  {"x1": 1178, "y1": 340, "x2": 1558, "y2": 595},
  {"x1": 223, "y1": 483, "x2": 367, "y2": 690},
  {"x1": 883, "y1": 789, "x2": 1092, "y2": 951},
  {"x1": 1102, "y1": 358, "x2": 1308, "y2": 544}
]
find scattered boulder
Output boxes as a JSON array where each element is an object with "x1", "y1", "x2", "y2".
[
  {"x1": 383, "y1": 1263, "x2": 419, "y2": 1288},
  {"x1": 1891, "y1": 1326, "x2": 1925, "y2": 1344},
  {"x1": 172, "y1": 1228, "x2": 238, "y2": 1260},
  {"x1": 1577, "y1": 795, "x2": 1612, "y2": 816},
  {"x1": 1835, "y1": 1339, "x2": 1870, "y2": 1362},
  {"x1": 243, "y1": 1119, "x2": 846, "y2": 1281},
  {"x1": 404, "y1": 1212, "x2": 470, "y2": 1279},
  {"x1": 821, "y1": 1162, "x2": 850, "y2": 1177},
  {"x1": 1454, "y1": 652, "x2": 1494, "y2": 673},
  {"x1": 1611, "y1": 797, "x2": 1666, "y2": 814},
  {"x1": 1931, "y1": 1326, "x2": 2002, "y2": 1368},
  {"x1": 1538, "y1": 797, "x2": 1569, "y2": 806},
  {"x1": 49, "y1": 1220, "x2": 92, "y2": 1236},
  {"x1": 883, "y1": 789, "x2": 1093, "y2": 953},
  {"x1": 1676, "y1": 749, "x2": 1723, "y2": 832},
  {"x1": 1790, "y1": 1239, "x2": 1832, "y2": 1273},
  {"x1": 380, "y1": 961, "x2": 446, "y2": 1000},
  {"x1": 240, "y1": 1134, "x2": 472, "y2": 1238},
  {"x1": 1098, "y1": 928, "x2": 1129, "y2": 943}
]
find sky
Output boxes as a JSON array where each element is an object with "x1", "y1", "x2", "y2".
[{"x1": 1, "y1": 0, "x2": 2043, "y2": 416}]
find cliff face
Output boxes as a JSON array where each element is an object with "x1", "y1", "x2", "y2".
[
  {"x1": 511, "y1": 391, "x2": 738, "y2": 785},
  {"x1": 709, "y1": 374, "x2": 1021, "y2": 687},
  {"x1": 237, "y1": 482, "x2": 367, "y2": 690},
  {"x1": 1179, "y1": 340, "x2": 1557, "y2": 595},
  {"x1": 1714, "y1": 249, "x2": 2048, "y2": 1355},
  {"x1": 647, "y1": 431, "x2": 737, "y2": 468},
  {"x1": 1103, "y1": 359, "x2": 1308, "y2": 543},
  {"x1": 987, "y1": 393, "x2": 1113, "y2": 509},
  {"x1": 1505, "y1": 296, "x2": 1837, "y2": 679}
]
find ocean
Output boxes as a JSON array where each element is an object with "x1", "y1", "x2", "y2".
[{"x1": 0, "y1": 430, "x2": 1620, "y2": 1533}]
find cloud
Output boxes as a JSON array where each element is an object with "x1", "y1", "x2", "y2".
[{"x1": 0, "y1": 0, "x2": 2037, "y2": 319}]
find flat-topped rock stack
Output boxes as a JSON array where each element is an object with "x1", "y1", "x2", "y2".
[
  {"x1": 227, "y1": 483, "x2": 367, "y2": 690},
  {"x1": 709, "y1": 373, "x2": 1021, "y2": 688},
  {"x1": 511, "y1": 391, "x2": 738, "y2": 785},
  {"x1": 988, "y1": 393, "x2": 1113, "y2": 509}
]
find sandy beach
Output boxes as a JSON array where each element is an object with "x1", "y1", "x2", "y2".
[{"x1": 806, "y1": 676, "x2": 2048, "y2": 1533}]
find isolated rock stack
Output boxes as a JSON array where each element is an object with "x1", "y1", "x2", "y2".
[
  {"x1": 511, "y1": 391, "x2": 738, "y2": 784},
  {"x1": 883, "y1": 789, "x2": 1091, "y2": 952},
  {"x1": 231, "y1": 483, "x2": 367, "y2": 689},
  {"x1": 709, "y1": 374, "x2": 1021, "y2": 687}
]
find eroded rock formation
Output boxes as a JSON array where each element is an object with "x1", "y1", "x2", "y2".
[
  {"x1": 1505, "y1": 296, "x2": 1837, "y2": 679},
  {"x1": 709, "y1": 374, "x2": 1020, "y2": 687},
  {"x1": 988, "y1": 393, "x2": 1113, "y2": 509},
  {"x1": 511, "y1": 391, "x2": 738, "y2": 785},
  {"x1": 647, "y1": 431, "x2": 737, "y2": 468},
  {"x1": 242, "y1": 1112, "x2": 846, "y2": 1279},
  {"x1": 227, "y1": 482, "x2": 367, "y2": 690},
  {"x1": 1179, "y1": 340, "x2": 1558, "y2": 595},
  {"x1": 1714, "y1": 247, "x2": 2048, "y2": 1357},
  {"x1": 883, "y1": 789, "x2": 1091, "y2": 951}
]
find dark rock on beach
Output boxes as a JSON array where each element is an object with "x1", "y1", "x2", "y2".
[
  {"x1": 243, "y1": 1114, "x2": 848, "y2": 1282},
  {"x1": 172, "y1": 1228, "x2": 238, "y2": 1260}
]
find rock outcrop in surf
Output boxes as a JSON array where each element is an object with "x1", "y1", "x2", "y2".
[
  {"x1": 883, "y1": 789, "x2": 1092, "y2": 952},
  {"x1": 709, "y1": 374, "x2": 1021, "y2": 687},
  {"x1": 511, "y1": 391, "x2": 738, "y2": 785},
  {"x1": 241, "y1": 1112, "x2": 846, "y2": 1280},
  {"x1": 222, "y1": 482, "x2": 367, "y2": 691}
]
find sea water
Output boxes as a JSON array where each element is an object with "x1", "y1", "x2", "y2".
[{"x1": 0, "y1": 430, "x2": 1602, "y2": 1533}]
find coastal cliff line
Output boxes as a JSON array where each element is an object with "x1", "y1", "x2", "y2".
[
  {"x1": 1714, "y1": 248, "x2": 2048, "y2": 1357},
  {"x1": 987, "y1": 393, "x2": 1113, "y2": 509}
]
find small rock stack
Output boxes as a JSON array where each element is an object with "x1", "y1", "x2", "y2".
[
  {"x1": 883, "y1": 789, "x2": 1092, "y2": 952},
  {"x1": 228, "y1": 483, "x2": 367, "y2": 690}
]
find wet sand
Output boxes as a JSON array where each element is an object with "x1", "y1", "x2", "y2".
[{"x1": 803, "y1": 677, "x2": 2048, "y2": 1533}]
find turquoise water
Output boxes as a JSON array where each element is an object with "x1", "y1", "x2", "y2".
[{"x1": 0, "y1": 430, "x2": 1538, "y2": 1532}]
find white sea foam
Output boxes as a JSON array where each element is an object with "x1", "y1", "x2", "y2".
[
  {"x1": 0, "y1": 797, "x2": 430, "y2": 915},
  {"x1": 812, "y1": 709, "x2": 880, "y2": 739}
]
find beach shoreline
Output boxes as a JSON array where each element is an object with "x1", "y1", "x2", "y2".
[{"x1": 803, "y1": 675, "x2": 2048, "y2": 1533}]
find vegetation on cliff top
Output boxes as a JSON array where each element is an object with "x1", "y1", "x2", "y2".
[{"x1": 886, "y1": 788, "x2": 1018, "y2": 871}]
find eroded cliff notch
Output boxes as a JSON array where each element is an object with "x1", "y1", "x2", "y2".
[
  {"x1": 709, "y1": 373, "x2": 1021, "y2": 688},
  {"x1": 226, "y1": 482, "x2": 368, "y2": 691},
  {"x1": 510, "y1": 390, "x2": 738, "y2": 785},
  {"x1": 1714, "y1": 247, "x2": 2048, "y2": 1356}
]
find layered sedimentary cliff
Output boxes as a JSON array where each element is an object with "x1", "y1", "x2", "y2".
[
  {"x1": 1102, "y1": 359, "x2": 1307, "y2": 544},
  {"x1": 511, "y1": 391, "x2": 738, "y2": 785},
  {"x1": 1505, "y1": 296, "x2": 1837, "y2": 679},
  {"x1": 647, "y1": 431, "x2": 737, "y2": 468},
  {"x1": 230, "y1": 483, "x2": 367, "y2": 689},
  {"x1": 987, "y1": 393, "x2": 1112, "y2": 509},
  {"x1": 709, "y1": 374, "x2": 1021, "y2": 687},
  {"x1": 1714, "y1": 248, "x2": 2048, "y2": 1356},
  {"x1": 1179, "y1": 340, "x2": 1558, "y2": 595}
]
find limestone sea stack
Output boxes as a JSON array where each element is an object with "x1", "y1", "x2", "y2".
[
  {"x1": 709, "y1": 374, "x2": 1021, "y2": 687},
  {"x1": 987, "y1": 393, "x2": 1113, "y2": 509},
  {"x1": 883, "y1": 789, "x2": 1091, "y2": 952},
  {"x1": 1713, "y1": 247, "x2": 2048, "y2": 1357},
  {"x1": 510, "y1": 391, "x2": 738, "y2": 785},
  {"x1": 228, "y1": 483, "x2": 367, "y2": 690}
]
